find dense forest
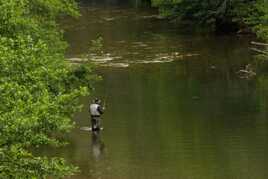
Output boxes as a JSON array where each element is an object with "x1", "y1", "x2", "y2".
[{"x1": 152, "y1": 0, "x2": 268, "y2": 38}]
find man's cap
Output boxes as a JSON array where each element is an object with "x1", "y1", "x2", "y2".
[{"x1": 93, "y1": 98, "x2": 101, "y2": 104}]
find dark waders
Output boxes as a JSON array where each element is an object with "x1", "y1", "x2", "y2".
[{"x1": 91, "y1": 116, "x2": 101, "y2": 131}]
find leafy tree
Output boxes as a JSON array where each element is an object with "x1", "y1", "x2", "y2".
[
  {"x1": 152, "y1": 0, "x2": 268, "y2": 35},
  {"x1": 0, "y1": 0, "x2": 97, "y2": 178}
]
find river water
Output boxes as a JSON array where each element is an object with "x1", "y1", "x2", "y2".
[{"x1": 49, "y1": 2, "x2": 268, "y2": 179}]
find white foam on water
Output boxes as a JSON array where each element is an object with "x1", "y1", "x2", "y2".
[
  {"x1": 67, "y1": 57, "x2": 88, "y2": 63},
  {"x1": 102, "y1": 63, "x2": 129, "y2": 68},
  {"x1": 131, "y1": 53, "x2": 200, "y2": 64},
  {"x1": 134, "y1": 58, "x2": 174, "y2": 64},
  {"x1": 183, "y1": 53, "x2": 200, "y2": 57},
  {"x1": 67, "y1": 53, "x2": 199, "y2": 67},
  {"x1": 132, "y1": 42, "x2": 148, "y2": 47},
  {"x1": 91, "y1": 56, "x2": 114, "y2": 63},
  {"x1": 102, "y1": 17, "x2": 116, "y2": 21}
]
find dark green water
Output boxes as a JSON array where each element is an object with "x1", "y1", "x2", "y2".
[{"x1": 52, "y1": 2, "x2": 268, "y2": 179}]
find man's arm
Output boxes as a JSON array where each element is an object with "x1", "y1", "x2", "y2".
[{"x1": 97, "y1": 105, "x2": 104, "y2": 114}]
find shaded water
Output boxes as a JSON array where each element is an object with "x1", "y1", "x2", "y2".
[{"x1": 50, "y1": 2, "x2": 268, "y2": 179}]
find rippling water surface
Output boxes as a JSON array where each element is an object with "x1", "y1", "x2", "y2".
[{"x1": 44, "y1": 2, "x2": 268, "y2": 179}]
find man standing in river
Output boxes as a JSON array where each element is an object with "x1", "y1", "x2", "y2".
[{"x1": 89, "y1": 98, "x2": 105, "y2": 131}]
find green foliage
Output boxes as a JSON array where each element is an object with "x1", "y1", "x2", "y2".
[
  {"x1": 0, "y1": 0, "x2": 79, "y2": 53},
  {"x1": 88, "y1": 36, "x2": 104, "y2": 56},
  {"x1": 0, "y1": 0, "x2": 96, "y2": 178},
  {"x1": 254, "y1": 2, "x2": 268, "y2": 40},
  {"x1": 0, "y1": 146, "x2": 77, "y2": 179},
  {"x1": 152, "y1": 0, "x2": 268, "y2": 35}
]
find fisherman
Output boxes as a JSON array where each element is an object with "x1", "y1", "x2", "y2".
[{"x1": 89, "y1": 98, "x2": 105, "y2": 131}]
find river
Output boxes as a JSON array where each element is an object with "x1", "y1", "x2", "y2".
[{"x1": 48, "y1": 1, "x2": 268, "y2": 179}]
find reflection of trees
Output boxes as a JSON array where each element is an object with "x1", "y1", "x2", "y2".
[{"x1": 96, "y1": 58, "x2": 268, "y2": 178}]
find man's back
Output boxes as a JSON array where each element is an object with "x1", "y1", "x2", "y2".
[{"x1": 90, "y1": 103, "x2": 101, "y2": 116}]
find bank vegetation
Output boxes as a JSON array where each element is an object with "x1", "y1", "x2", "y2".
[{"x1": 0, "y1": 0, "x2": 96, "y2": 178}]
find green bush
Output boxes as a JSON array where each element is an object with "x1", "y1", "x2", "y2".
[
  {"x1": 152, "y1": 0, "x2": 268, "y2": 35},
  {"x1": 0, "y1": 0, "x2": 96, "y2": 178}
]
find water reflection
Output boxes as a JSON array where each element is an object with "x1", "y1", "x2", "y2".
[{"x1": 91, "y1": 131, "x2": 105, "y2": 161}]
